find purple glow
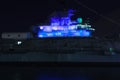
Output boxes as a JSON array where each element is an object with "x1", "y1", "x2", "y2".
[
  {"x1": 35, "y1": 9, "x2": 95, "y2": 38},
  {"x1": 50, "y1": 10, "x2": 74, "y2": 26},
  {"x1": 39, "y1": 25, "x2": 77, "y2": 31},
  {"x1": 43, "y1": 26, "x2": 52, "y2": 32}
]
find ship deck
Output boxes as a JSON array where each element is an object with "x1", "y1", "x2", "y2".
[{"x1": 0, "y1": 52, "x2": 120, "y2": 62}]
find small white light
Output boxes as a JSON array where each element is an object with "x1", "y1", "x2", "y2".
[
  {"x1": 52, "y1": 26, "x2": 58, "y2": 30},
  {"x1": 40, "y1": 26, "x2": 43, "y2": 29},
  {"x1": 17, "y1": 41, "x2": 22, "y2": 45}
]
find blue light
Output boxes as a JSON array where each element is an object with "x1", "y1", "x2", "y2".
[
  {"x1": 35, "y1": 73, "x2": 89, "y2": 80},
  {"x1": 35, "y1": 9, "x2": 95, "y2": 38},
  {"x1": 38, "y1": 29, "x2": 91, "y2": 38},
  {"x1": 82, "y1": 30, "x2": 91, "y2": 37}
]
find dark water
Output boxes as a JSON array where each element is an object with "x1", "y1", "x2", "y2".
[{"x1": 0, "y1": 67, "x2": 120, "y2": 80}]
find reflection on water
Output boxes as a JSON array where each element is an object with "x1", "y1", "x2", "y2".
[{"x1": 36, "y1": 74, "x2": 89, "y2": 80}]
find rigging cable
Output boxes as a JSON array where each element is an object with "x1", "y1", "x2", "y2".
[{"x1": 73, "y1": 0, "x2": 120, "y2": 27}]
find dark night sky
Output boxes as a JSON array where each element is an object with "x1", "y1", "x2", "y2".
[{"x1": 0, "y1": 0, "x2": 120, "y2": 37}]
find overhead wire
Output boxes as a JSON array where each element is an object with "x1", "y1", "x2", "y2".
[{"x1": 73, "y1": 0, "x2": 120, "y2": 27}]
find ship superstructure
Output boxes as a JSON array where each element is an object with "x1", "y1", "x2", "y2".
[{"x1": 34, "y1": 10, "x2": 95, "y2": 38}]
